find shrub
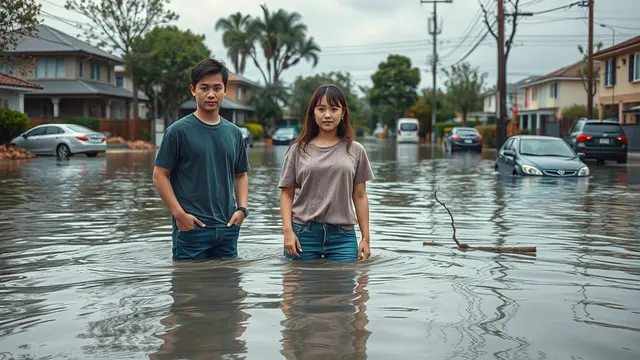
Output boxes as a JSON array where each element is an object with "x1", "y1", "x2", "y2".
[
  {"x1": 436, "y1": 120, "x2": 482, "y2": 138},
  {"x1": 56, "y1": 116, "x2": 100, "y2": 131},
  {"x1": 518, "y1": 128, "x2": 532, "y2": 135},
  {"x1": 0, "y1": 109, "x2": 30, "y2": 145},
  {"x1": 475, "y1": 124, "x2": 496, "y2": 148},
  {"x1": 239, "y1": 122, "x2": 263, "y2": 140}
]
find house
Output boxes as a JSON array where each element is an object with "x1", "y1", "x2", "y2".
[
  {"x1": 593, "y1": 35, "x2": 640, "y2": 124},
  {"x1": 0, "y1": 72, "x2": 43, "y2": 112},
  {"x1": 517, "y1": 61, "x2": 600, "y2": 135},
  {"x1": 1, "y1": 24, "x2": 149, "y2": 122},
  {"x1": 179, "y1": 72, "x2": 262, "y2": 124},
  {"x1": 482, "y1": 76, "x2": 537, "y2": 123}
]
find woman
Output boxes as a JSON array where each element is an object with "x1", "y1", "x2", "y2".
[{"x1": 278, "y1": 84, "x2": 374, "y2": 262}]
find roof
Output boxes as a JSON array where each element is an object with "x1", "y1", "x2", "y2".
[
  {"x1": 181, "y1": 98, "x2": 255, "y2": 111},
  {"x1": 0, "y1": 72, "x2": 43, "y2": 90},
  {"x1": 518, "y1": 61, "x2": 598, "y2": 88},
  {"x1": 22, "y1": 79, "x2": 149, "y2": 100},
  {"x1": 483, "y1": 75, "x2": 540, "y2": 96},
  {"x1": 229, "y1": 73, "x2": 262, "y2": 88},
  {"x1": 6, "y1": 24, "x2": 123, "y2": 63},
  {"x1": 593, "y1": 35, "x2": 640, "y2": 60}
]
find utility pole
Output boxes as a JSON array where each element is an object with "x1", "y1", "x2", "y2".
[
  {"x1": 497, "y1": 0, "x2": 507, "y2": 149},
  {"x1": 587, "y1": 0, "x2": 594, "y2": 118},
  {"x1": 421, "y1": 0, "x2": 452, "y2": 143}
]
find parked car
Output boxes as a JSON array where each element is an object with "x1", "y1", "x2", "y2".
[
  {"x1": 239, "y1": 127, "x2": 253, "y2": 148},
  {"x1": 563, "y1": 118, "x2": 628, "y2": 164},
  {"x1": 444, "y1": 127, "x2": 483, "y2": 153},
  {"x1": 495, "y1": 135, "x2": 589, "y2": 177},
  {"x1": 10, "y1": 123, "x2": 107, "y2": 158},
  {"x1": 396, "y1": 117, "x2": 420, "y2": 143},
  {"x1": 272, "y1": 127, "x2": 298, "y2": 145}
]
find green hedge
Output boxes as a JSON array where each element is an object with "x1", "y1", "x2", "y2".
[
  {"x1": 55, "y1": 116, "x2": 100, "y2": 131},
  {"x1": 239, "y1": 122, "x2": 264, "y2": 140},
  {"x1": 436, "y1": 121, "x2": 482, "y2": 138},
  {"x1": 475, "y1": 125, "x2": 496, "y2": 148},
  {"x1": 0, "y1": 109, "x2": 30, "y2": 145}
]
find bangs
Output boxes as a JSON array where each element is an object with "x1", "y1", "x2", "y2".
[{"x1": 313, "y1": 85, "x2": 346, "y2": 108}]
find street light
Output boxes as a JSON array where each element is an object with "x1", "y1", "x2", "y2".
[{"x1": 599, "y1": 23, "x2": 616, "y2": 46}]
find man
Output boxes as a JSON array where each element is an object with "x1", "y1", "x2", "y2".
[{"x1": 153, "y1": 58, "x2": 249, "y2": 260}]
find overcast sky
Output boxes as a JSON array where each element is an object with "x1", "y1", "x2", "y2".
[{"x1": 42, "y1": 0, "x2": 639, "y2": 94}]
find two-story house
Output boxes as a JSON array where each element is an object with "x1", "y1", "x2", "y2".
[
  {"x1": 1, "y1": 24, "x2": 148, "y2": 122},
  {"x1": 482, "y1": 76, "x2": 537, "y2": 123},
  {"x1": 517, "y1": 61, "x2": 600, "y2": 135},
  {"x1": 179, "y1": 72, "x2": 262, "y2": 124},
  {"x1": 594, "y1": 35, "x2": 640, "y2": 124}
]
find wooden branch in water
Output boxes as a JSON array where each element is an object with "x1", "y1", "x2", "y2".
[{"x1": 429, "y1": 189, "x2": 536, "y2": 254}]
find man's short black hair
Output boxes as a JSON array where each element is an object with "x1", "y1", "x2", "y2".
[{"x1": 190, "y1": 58, "x2": 229, "y2": 88}]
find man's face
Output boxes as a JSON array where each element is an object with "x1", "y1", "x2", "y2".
[{"x1": 190, "y1": 73, "x2": 226, "y2": 113}]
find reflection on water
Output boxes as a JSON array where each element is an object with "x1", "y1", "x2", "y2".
[{"x1": 0, "y1": 140, "x2": 639, "y2": 360}]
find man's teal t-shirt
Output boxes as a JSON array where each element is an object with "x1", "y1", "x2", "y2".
[{"x1": 154, "y1": 114, "x2": 249, "y2": 228}]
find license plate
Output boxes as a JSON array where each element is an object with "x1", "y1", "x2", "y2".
[
  {"x1": 599, "y1": 138, "x2": 610, "y2": 144},
  {"x1": 464, "y1": 140, "x2": 472, "y2": 144}
]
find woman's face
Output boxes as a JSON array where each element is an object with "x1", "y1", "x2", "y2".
[{"x1": 314, "y1": 96, "x2": 344, "y2": 133}]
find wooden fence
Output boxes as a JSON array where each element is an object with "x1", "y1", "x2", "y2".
[{"x1": 30, "y1": 118, "x2": 152, "y2": 141}]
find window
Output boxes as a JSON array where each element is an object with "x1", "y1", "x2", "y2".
[
  {"x1": 0, "y1": 98, "x2": 9, "y2": 109},
  {"x1": 605, "y1": 58, "x2": 616, "y2": 86},
  {"x1": 236, "y1": 86, "x2": 242, "y2": 100},
  {"x1": 631, "y1": 53, "x2": 640, "y2": 82},
  {"x1": 107, "y1": 67, "x2": 111, "y2": 83},
  {"x1": 116, "y1": 76, "x2": 123, "y2": 88},
  {"x1": 91, "y1": 63, "x2": 100, "y2": 80},
  {"x1": 35, "y1": 58, "x2": 65, "y2": 78},
  {"x1": 530, "y1": 87, "x2": 537, "y2": 101},
  {"x1": 0, "y1": 62, "x2": 13, "y2": 75},
  {"x1": 45, "y1": 126, "x2": 64, "y2": 135},
  {"x1": 550, "y1": 82, "x2": 558, "y2": 99},
  {"x1": 78, "y1": 62, "x2": 83, "y2": 77}
]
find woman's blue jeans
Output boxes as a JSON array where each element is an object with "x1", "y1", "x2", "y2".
[{"x1": 284, "y1": 221, "x2": 358, "y2": 262}]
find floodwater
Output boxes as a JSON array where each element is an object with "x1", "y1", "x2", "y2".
[{"x1": 0, "y1": 139, "x2": 639, "y2": 360}]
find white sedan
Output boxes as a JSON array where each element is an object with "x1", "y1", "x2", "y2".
[{"x1": 10, "y1": 123, "x2": 107, "y2": 158}]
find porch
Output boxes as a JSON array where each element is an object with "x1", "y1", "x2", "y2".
[
  {"x1": 24, "y1": 96, "x2": 148, "y2": 120},
  {"x1": 518, "y1": 108, "x2": 559, "y2": 136},
  {"x1": 179, "y1": 98, "x2": 255, "y2": 125}
]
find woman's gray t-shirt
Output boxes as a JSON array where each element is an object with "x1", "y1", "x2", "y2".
[{"x1": 278, "y1": 140, "x2": 374, "y2": 227}]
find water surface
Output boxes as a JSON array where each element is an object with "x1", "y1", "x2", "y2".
[{"x1": 0, "y1": 140, "x2": 639, "y2": 359}]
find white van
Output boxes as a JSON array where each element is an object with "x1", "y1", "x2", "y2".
[{"x1": 396, "y1": 118, "x2": 420, "y2": 143}]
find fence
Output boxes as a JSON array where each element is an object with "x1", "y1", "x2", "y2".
[
  {"x1": 30, "y1": 118, "x2": 152, "y2": 141},
  {"x1": 621, "y1": 124, "x2": 640, "y2": 151}
]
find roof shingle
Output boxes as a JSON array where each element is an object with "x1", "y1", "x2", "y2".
[{"x1": 0, "y1": 72, "x2": 43, "y2": 90}]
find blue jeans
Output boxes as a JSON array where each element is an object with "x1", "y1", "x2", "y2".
[
  {"x1": 172, "y1": 224, "x2": 240, "y2": 260},
  {"x1": 284, "y1": 221, "x2": 358, "y2": 262}
]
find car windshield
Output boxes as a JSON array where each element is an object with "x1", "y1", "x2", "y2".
[
  {"x1": 583, "y1": 123, "x2": 623, "y2": 134},
  {"x1": 456, "y1": 129, "x2": 479, "y2": 136},
  {"x1": 66, "y1": 124, "x2": 95, "y2": 134},
  {"x1": 519, "y1": 139, "x2": 576, "y2": 157},
  {"x1": 399, "y1": 122, "x2": 418, "y2": 131},
  {"x1": 275, "y1": 128, "x2": 295, "y2": 135}
]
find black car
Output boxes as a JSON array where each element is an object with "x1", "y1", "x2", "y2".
[
  {"x1": 495, "y1": 135, "x2": 590, "y2": 177},
  {"x1": 563, "y1": 119, "x2": 628, "y2": 164},
  {"x1": 444, "y1": 127, "x2": 483, "y2": 153}
]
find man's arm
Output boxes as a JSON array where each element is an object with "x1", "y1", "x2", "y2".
[
  {"x1": 153, "y1": 166, "x2": 185, "y2": 217},
  {"x1": 234, "y1": 172, "x2": 248, "y2": 208}
]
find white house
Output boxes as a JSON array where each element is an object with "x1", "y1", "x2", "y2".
[{"x1": 0, "y1": 72, "x2": 43, "y2": 112}]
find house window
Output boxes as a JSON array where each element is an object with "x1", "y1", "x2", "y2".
[
  {"x1": 0, "y1": 98, "x2": 9, "y2": 109},
  {"x1": 550, "y1": 83, "x2": 558, "y2": 99},
  {"x1": 605, "y1": 58, "x2": 616, "y2": 86},
  {"x1": 107, "y1": 67, "x2": 111, "y2": 83},
  {"x1": 78, "y1": 62, "x2": 83, "y2": 78},
  {"x1": 530, "y1": 87, "x2": 537, "y2": 101},
  {"x1": 0, "y1": 62, "x2": 13, "y2": 75},
  {"x1": 116, "y1": 76, "x2": 124, "y2": 88},
  {"x1": 35, "y1": 59, "x2": 65, "y2": 78},
  {"x1": 632, "y1": 53, "x2": 640, "y2": 82},
  {"x1": 236, "y1": 86, "x2": 242, "y2": 100},
  {"x1": 91, "y1": 63, "x2": 100, "y2": 80}
]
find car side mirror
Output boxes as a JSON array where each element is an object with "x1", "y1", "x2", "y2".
[
  {"x1": 22, "y1": 133, "x2": 27, "y2": 138},
  {"x1": 577, "y1": 152, "x2": 586, "y2": 160},
  {"x1": 503, "y1": 149, "x2": 515, "y2": 157}
]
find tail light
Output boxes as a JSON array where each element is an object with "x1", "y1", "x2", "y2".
[
  {"x1": 76, "y1": 135, "x2": 88, "y2": 141},
  {"x1": 576, "y1": 134, "x2": 592, "y2": 142},
  {"x1": 101, "y1": 136, "x2": 106, "y2": 143},
  {"x1": 397, "y1": 130, "x2": 401, "y2": 135},
  {"x1": 617, "y1": 135, "x2": 628, "y2": 143},
  {"x1": 452, "y1": 135, "x2": 460, "y2": 140},
  {"x1": 476, "y1": 136, "x2": 483, "y2": 141}
]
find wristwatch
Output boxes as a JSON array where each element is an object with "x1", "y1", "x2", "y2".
[{"x1": 237, "y1": 207, "x2": 248, "y2": 218}]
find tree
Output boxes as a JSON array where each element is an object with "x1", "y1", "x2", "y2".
[
  {"x1": 442, "y1": 62, "x2": 487, "y2": 126},
  {"x1": 0, "y1": 0, "x2": 41, "y2": 55},
  {"x1": 127, "y1": 26, "x2": 211, "y2": 125},
  {"x1": 289, "y1": 72, "x2": 363, "y2": 123},
  {"x1": 577, "y1": 42, "x2": 603, "y2": 99},
  {"x1": 368, "y1": 54, "x2": 421, "y2": 126},
  {"x1": 64, "y1": 0, "x2": 179, "y2": 119},
  {"x1": 249, "y1": 84, "x2": 289, "y2": 128},
  {"x1": 216, "y1": 5, "x2": 320, "y2": 84},
  {"x1": 480, "y1": 0, "x2": 523, "y2": 64},
  {"x1": 405, "y1": 88, "x2": 454, "y2": 134},
  {"x1": 214, "y1": 12, "x2": 255, "y2": 75}
]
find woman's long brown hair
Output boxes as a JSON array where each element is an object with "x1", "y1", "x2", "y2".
[{"x1": 292, "y1": 84, "x2": 354, "y2": 156}]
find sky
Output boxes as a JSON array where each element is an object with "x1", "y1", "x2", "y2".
[{"x1": 40, "y1": 0, "x2": 640, "y2": 95}]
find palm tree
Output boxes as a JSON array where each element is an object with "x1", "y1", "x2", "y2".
[{"x1": 214, "y1": 12, "x2": 255, "y2": 74}]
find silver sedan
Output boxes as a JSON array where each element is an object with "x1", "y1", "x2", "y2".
[{"x1": 10, "y1": 123, "x2": 107, "y2": 158}]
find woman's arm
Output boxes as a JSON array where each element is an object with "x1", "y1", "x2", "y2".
[
  {"x1": 280, "y1": 188, "x2": 295, "y2": 233},
  {"x1": 353, "y1": 182, "x2": 371, "y2": 259}
]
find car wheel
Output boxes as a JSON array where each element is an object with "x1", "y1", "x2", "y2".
[
  {"x1": 86, "y1": 153, "x2": 98, "y2": 158},
  {"x1": 56, "y1": 144, "x2": 70, "y2": 158}
]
